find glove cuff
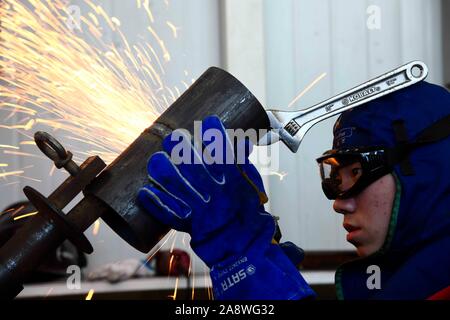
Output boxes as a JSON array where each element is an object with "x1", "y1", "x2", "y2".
[{"x1": 209, "y1": 243, "x2": 316, "y2": 300}]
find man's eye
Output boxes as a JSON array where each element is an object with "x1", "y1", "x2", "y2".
[{"x1": 352, "y1": 168, "x2": 362, "y2": 177}]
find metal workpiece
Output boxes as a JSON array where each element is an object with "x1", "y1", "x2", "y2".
[
  {"x1": 0, "y1": 67, "x2": 270, "y2": 298},
  {"x1": 259, "y1": 61, "x2": 429, "y2": 152},
  {"x1": 85, "y1": 66, "x2": 270, "y2": 253}
]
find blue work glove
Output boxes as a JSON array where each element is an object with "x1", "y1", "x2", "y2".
[{"x1": 138, "y1": 115, "x2": 315, "y2": 300}]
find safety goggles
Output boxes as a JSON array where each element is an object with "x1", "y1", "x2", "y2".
[
  {"x1": 316, "y1": 146, "x2": 393, "y2": 200},
  {"x1": 316, "y1": 114, "x2": 450, "y2": 200}
]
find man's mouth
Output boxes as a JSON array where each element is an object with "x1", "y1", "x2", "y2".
[{"x1": 343, "y1": 223, "x2": 362, "y2": 242}]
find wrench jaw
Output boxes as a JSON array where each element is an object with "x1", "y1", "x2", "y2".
[
  {"x1": 256, "y1": 121, "x2": 315, "y2": 153},
  {"x1": 257, "y1": 109, "x2": 305, "y2": 152},
  {"x1": 278, "y1": 128, "x2": 301, "y2": 153},
  {"x1": 267, "y1": 109, "x2": 308, "y2": 152},
  {"x1": 277, "y1": 122, "x2": 314, "y2": 153}
]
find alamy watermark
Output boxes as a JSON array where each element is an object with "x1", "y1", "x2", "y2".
[
  {"x1": 65, "y1": 5, "x2": 81, "y2": 31},
  {"x1": 367, "y1": 5, "x2": 381, "y2": 30},
  {"x1": 366, "y1": 264, "x2": 381, "y2": 290},
  {"x1": 66, "y1": 265, "x2": 81, "y2": 290}
]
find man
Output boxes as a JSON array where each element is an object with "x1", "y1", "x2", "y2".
[{"x1": 137, "y1": 81, "x2": 450, "y2": 300}]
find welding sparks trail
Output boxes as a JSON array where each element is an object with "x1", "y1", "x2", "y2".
[
  {"x1": 0, "y1": 0, "x2": 198, "y2": 300},
  {"x1": 85, "y1": 289, "x2": 94, "y2": 300},
  {"x1": 13, "y1": 211, "x2": 38, "y2": 221},
  {"x1": 269, "y1": 171, "x2": 288, "y2": 181},
  {"x1": 45, "y1": 287, "x2": 54, "y2": 298},
  {"x1": 0, "y1": 0, "x2": 182, "y2": 183},
  {"x1": 288, "y1": 72, "x2": 327, "y2": 108},
  {"x1": 166, "y1": 21, "x2": 180, "y2": 38},
  {"x1": 92, "y1": 219, "x2": 100, "y2": 236},
  {"x1": 0, "y1": 171, "x2": 24, "y2": 179},
  {"x1": 204, "y1": 265, "x2": 212, "y2": 300},
  {"x1": 189, "y1": 259, "x2": 195, "y2": 300},
  {"x1": 144, "y1": 229, "x2": 177, "y2": 264},
  {"x1": 168, "y1": 277, "x2": 179, "y2": 300},
  {"x1": 168, "y1": 253, "x2": 175, "y2": 276}
]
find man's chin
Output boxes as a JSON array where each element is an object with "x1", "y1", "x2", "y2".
[
  {"x1": 347, "y1": 238, "x2": 367, "y2": 256},
  {"x1": 356, "y1": 247, "x2": 368, "y2": 257},
  {"x1": 354, "y1": 244, "x2": 378, "y2": 257}
]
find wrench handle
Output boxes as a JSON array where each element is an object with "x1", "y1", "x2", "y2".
[
  {"x1": 292, "y1": 61, "x2": 427, "y2": 130},
  {"x1": 274, "y1": 61, "x2": 428, "y2": 152}
]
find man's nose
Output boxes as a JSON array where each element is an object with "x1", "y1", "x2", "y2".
[{"x1": 333, "y1": 197, "x2": 356, "y2": 215}]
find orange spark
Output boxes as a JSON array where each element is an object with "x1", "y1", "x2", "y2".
[
  {"x1": 19, "y1": 141, "x2": 36, "y2": 145},
  {"x1": 3, "y1": 151, "x2": 45, "y2": 159},
  {"x1": 111, "y1": 17, "x2": 121, "y2": 27},
  {"x1": 92, "y1": 219, "x2": 100, "y2": 236},
  {"x1": 85, "y1": 289, "x2": 94, "y2": 300},
  {"x1": 190, "y1": 260, "x2": 195, "y2": 300},
  {"x1": 14, "y1": 175, "x2": 42, "y2": 183},
  {"x1": 168, "y1": 254, "x2": 175, "y2": 276},
  {"x1": 49, "y1": 165, "x2": 56, "y2": 176},
  {"x1": 166, "y1": 21, "x2": 179, "y2": 38},
  {"x1": 0, "y1": 181, "x2": 20, "y2": 187},
  {"x1": 269, "y1": 171, "x2": 288, "y2": 181},
  {"x1": 168, "y1": 277, "x2": 179, "y2": 300},
  {"x1": 142, "y1": 0, "x2": 155, "y2": 23},
  {"x1": 13, "y1": 211, "x2": 38, "y2": 221},
  {"x1": 0, "y1": 145, "x2": 19, "y2": 150},
  {"x1": 203, "y1": 266, "x2": 211, "y2": 300},
  {"x1": 288, "y1": 72, "x2": 327, "y2": 108},
  {"x1": 0, "y1": 171, "x2": 25, "y2": 179},
  {"x1": 144, "y1": 229, "x2": 176, "y2": 263},
  {"x1": 207, "y1": 286, "x2": 213, "y2": 300},
  {"x1": 10, "y1": 205, "x2": 26, "y2": 216},
  {"x1": 45, "y1": 287, "x2": 54, "y2": 298}
]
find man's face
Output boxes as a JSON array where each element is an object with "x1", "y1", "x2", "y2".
[{"x1": 333, "y1": 173, "x2": 396, "y2": 257}]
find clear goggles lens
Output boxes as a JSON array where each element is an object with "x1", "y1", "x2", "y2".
[{"x1": 319, "y1": 156, "x2": 363, "y2": 196}]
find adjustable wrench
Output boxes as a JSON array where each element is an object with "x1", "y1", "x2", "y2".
[{"x1": 258, "y1": 61, "x2": 428, "y2": 152}]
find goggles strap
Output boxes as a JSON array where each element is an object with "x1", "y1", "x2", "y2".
[
  {"x1": 392, "y1": 120, "x2": 414, "y2": 175},
  {"x1": 413, "y1": 114, "x2": 450, "y2": 146},
  {"x1": 391, "y1": 114, "x2": 450, "y2": 176}
]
